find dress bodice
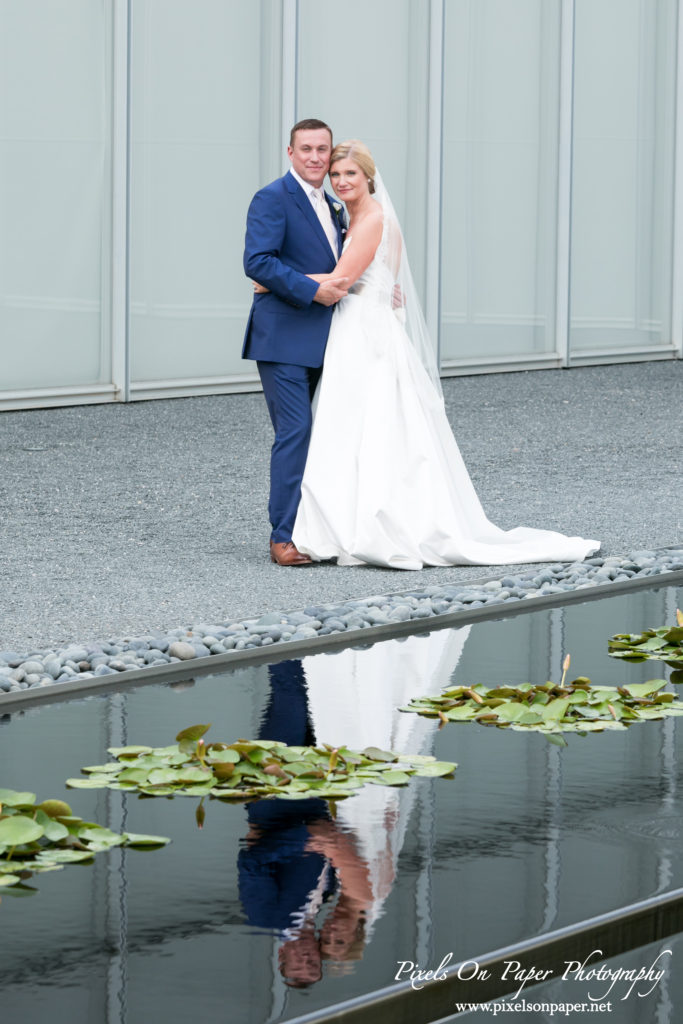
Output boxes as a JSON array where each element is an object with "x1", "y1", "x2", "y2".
[{"x1": 344, "y1": 217, "x2": 399, "y2": 305}]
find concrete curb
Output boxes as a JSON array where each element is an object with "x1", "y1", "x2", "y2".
[{"x1": 2, "y1": 566, "x2": 681, "y2": 713}]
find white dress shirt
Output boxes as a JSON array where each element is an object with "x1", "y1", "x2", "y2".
[{"x1": 289, "y1": 167, "x2": 339, "y2": 257}]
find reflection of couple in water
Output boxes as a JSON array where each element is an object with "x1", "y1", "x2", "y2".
[
  {"x1": 253, "y1": 817, "x2": 372, "y2": 987},
  {"x1": 238, "y1": 629, "x2": 469, "y2": 987},
  {"x1": 238, "y1": 659, "x2": 373, "y2": 987}
]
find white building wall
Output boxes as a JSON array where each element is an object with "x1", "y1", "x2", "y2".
[{"x1": 0, "y1": 0, "x2": 680, "y2": 411}]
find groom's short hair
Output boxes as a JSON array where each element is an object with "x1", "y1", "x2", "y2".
[{"x1": 290, "y1": 118, "x2": 332, "y2": 146}]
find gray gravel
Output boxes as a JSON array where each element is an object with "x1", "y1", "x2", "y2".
[
  {"x1": 1, "y1": 548, "x2": 681, "y2": 693},
  {"x1": 0, "y1": 360, "x2": 681, "y2": 652}
]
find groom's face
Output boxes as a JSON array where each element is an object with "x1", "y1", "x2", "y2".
[{"x1": 288, "y1": 128, "x2": 332, "y2": 188}]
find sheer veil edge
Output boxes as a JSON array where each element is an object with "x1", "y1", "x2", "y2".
[{"x1": 373, "y1": 169, "x2": 444, "y2": 399}]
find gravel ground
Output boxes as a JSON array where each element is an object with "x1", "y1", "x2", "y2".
[
  {"x1": 0, "y1": 360, "x2": 681, "y2": 651},
  {"x1": 2, "y1": 548, "x2": 681, "y2": 694}
]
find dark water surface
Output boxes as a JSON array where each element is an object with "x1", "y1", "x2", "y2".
[{"x1": 1, "y1": 583, "x2": 682, "y2": 1023}]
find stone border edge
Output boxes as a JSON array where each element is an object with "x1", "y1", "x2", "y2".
[{"x1": 1, "y1": 566, "x2": 682, "y2": 713}]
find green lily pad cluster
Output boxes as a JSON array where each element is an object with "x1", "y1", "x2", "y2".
[
  {"x1": 401, "y1": 677, "x2": 683, "y2": 742},
  {"x1": 609, "y1": 611, "x2": 683, "y2": 680},
  {"x1": 0, "y1": 787, "x2": 169, "y2": 893},
  {"x1": 66, "y1": 724, "x2": 456, "y2": 801}
]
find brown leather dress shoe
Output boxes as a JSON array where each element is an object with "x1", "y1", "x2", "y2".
[{"x1": 270, "y1": 540, "x2": 314, "y2": 566}]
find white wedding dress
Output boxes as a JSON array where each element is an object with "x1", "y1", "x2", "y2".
[{"x1": 293, "y1": 189, "x2": 599, "y2": 570}]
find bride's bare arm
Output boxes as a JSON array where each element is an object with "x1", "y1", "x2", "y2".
[
  {"x1": 308, "y1": 212, "x2": 383, "y2": 288},
  {"x1": 255, "y1": 215, "x2": 380, "y2": 296}
]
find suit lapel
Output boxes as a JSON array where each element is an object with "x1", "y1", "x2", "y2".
[
  {"x1": 324, "y1": 191, "x2": 344, "y2": 255},
  {"x1": 285, "y1": 172, "x2": 339, "y2": 263}
]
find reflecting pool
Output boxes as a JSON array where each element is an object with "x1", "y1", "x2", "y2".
[{"x1": 1, "y1": 582, "x2": 682, "y2": 1023}]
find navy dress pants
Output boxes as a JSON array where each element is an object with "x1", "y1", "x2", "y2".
[{"x1": 257, "y1": 360, "x2": 322, "y2": 543}]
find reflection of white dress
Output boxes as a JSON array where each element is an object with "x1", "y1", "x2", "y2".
[
  {"x1": 293, "y1": 229, "x2": 599, "y2": 570},
  {"x1": 304, "y1": 628, "x2": 470, "y2": 938}
]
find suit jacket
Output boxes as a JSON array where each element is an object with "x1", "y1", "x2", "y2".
[{"x1": 242, "y1": 171, "x2": 345, "y2": 368}]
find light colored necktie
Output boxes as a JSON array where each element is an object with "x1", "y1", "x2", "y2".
[{"x1": 311, "y1": 188, "x2": 338, "y2": 257}]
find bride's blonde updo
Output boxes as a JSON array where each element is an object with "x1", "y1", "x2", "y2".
[{"x1": 330, "y1": 139, "x2": 376, "y2": 194}]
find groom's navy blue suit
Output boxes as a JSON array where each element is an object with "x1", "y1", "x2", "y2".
[{"x1": 243, "y1": 171, "x2": 344, "y2": 543}]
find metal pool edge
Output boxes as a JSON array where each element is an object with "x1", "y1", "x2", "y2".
[
  {"x1": 1, "y1": 568, "x2": 682, "y2": 712},
  {"x1": 280, "y1": 886, "x2": 683, "y2": 1024}
]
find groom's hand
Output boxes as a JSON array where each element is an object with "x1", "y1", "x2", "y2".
[{"x1": 313, "y1": 277, "x2": 348, "y2": 306}]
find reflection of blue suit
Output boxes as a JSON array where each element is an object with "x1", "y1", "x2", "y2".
[
  {"x1": 238, "y1": 660, "x2": 336, "y2": 932},
  {"x1": 243, "y1": 171, "x2": 344, "y2": 542}
]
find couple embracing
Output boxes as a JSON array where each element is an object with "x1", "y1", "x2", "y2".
[{"x1": 243, "y1": 119, "x2": 598, "y2": 570}]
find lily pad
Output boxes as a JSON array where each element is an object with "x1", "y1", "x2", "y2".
[
  {"x1": 36, "y1": 799, "x2": 73, "y2": 818},
  {"x1": 622, "y1": 680, "x2": 669, "y2": 698},
  {"x1": 73, "y1": 727, "x2": 457, "y2": 805},
  {"x1": 0, "y1": 874, "x2": 22, "y2": 887},
  {"x1": 412, "y1": 762, "x2": 457, "y2": 778},
  {"x1": 0, "y1": 816, "x2": 44, "y2": 846},
  {"x1": 79, "y1": 827, "x2": 126, "y2": 847},
  {"x1": 362, "y1": 747, "x2": 397, "y2": 762},
  {"x1": 175, "y1": 724, "x2": 211, "y2": 742},
  {"x1": 0, "y1": 789, "x2": 37, "y2": 807},
  {"x1": 402, "y1": 675, "x2": 683, "y2": 737},
  {"x1": 121, "y1": 834, "x2": 171, "y2": 848},
  {"x1": 206, "y1": 749, "x2": 240, "y2": 764},
  {"x1": 107, "y1": 745, "x2": 154, "y2": 758},
  {"x1": 378, "y1": 771, "x2": 411, "y2": 786},
  {"x1": 145, "y1": 768, "x2": 180, "y2": 786},
  {"x1": 65, "y1": 777, "x2": 115, "y2": 789},
  {"x1": 35, "y1": 814, "x2": 69, "y2": 843},
  {"x1": 0, "y1": 790, "x2": 170, "y2": 894},
  {"x1": 34, "y1": 849, "x2": 94, "y2": 864},
  {"x1": 609, "y1": 615, "x2": 683, "y2": 666}
]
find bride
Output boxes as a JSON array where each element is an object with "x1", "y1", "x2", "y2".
[{"x1": 289, "y1": 139, "x2": 599, "y2": 570}]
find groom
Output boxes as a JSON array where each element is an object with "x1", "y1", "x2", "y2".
[{"x1": 243, "y1": 118, "x2": 347, "y2": 566}]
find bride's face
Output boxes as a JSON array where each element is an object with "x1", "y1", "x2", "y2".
[{"x1": 329, "y1": 157, "x2": 368, "y2": 203}]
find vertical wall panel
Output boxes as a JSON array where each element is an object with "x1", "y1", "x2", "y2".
[
  {"x1": 440, "y1": 0, "x2": 563, "y2": 367},
  {"x1": 569, "y1": 0, "x2": 677, "y2": 357},
  {"x1": 128, "y1": 0, "x2": 282, "y2": 390},
  {"x1": 0, "y1": 0, "x2": 113, "y2": 393}
]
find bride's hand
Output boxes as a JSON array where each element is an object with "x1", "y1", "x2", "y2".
[{"x1": 252, "y1": 281, "x2": 269, "y2": 294}]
